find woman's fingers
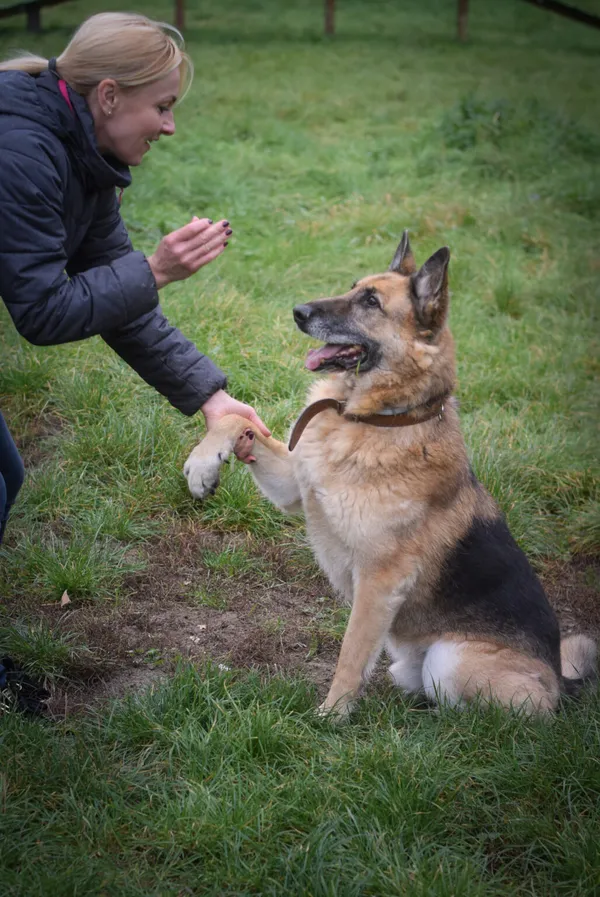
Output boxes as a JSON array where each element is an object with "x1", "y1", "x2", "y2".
[
  {"x1": 185, "y1": 244, "x2": 226, "y2": 271},
  {"x1": 178, "y1": 217, "x2": 231, "y2": 247},
  {"x1": 247, "y1": 409, "x2": 271, "y2": 438},
  {"x1": 201, "y1": 390, "x2": 271, "y2": 439},
  {"x1": 184, "y1": 233, "x2": 230, "y2": 265},
  {"x1": 182, "y1": 225, "x2": 233, "y2": 271},
  {"x1": 175, "y1": 216, "x2": 214, "y2": 241},
  {"x1": 189, "y1": 227, "x2": 231, "y2": 255},
  {"x1": 179, "y1": 222, "x2": 232, "y2": 265},
  {"x1": 148, "y1": 217, "x2": 232, "y2": 287}
]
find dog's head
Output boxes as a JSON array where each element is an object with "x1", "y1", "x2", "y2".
[{"x1": 293, "y1": 232, "x2": 451, "y2": 377}]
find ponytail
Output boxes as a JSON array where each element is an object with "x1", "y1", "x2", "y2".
[{"x1": 0, "y1": 52, "x2": 49, "y2": 75}]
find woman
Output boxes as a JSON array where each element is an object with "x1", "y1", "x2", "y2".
[{"x1": 0, "y1": 12, "x2": 269, "y2": 544}]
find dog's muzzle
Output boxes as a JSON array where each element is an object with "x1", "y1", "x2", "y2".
[
  {"x1": 293, "y1": 304, "x2": 378, "y2": 373},
  {"x1": 293, "y1": 304, "x2": 313, "y2": 328}
]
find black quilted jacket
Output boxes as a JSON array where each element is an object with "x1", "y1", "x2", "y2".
[{"x1": 0, "y1": 69, "x2": 226, "y2": 415}]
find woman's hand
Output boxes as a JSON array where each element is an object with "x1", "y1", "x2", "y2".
[
  {"x1": 147, "y1": 216, "x2": 232, "y2": 289},
  {"x1": 201, "y1": 390, "x2": 271, "y2": 442}
]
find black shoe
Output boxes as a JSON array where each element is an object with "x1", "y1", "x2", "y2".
[{"x1": 0, "y1": 656, "x2": 50, "y2": 716}]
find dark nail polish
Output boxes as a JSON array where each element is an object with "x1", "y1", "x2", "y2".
[
  {"x1": 222, "y1": 220, "x2": 230, "y2": 227},
  {"x1": 225, "y1": 228, "x2": 233, "y2": 236},
  {"x1": 224, "y1": 241, "x2": 229, "y2": 246},
  {"x1": 208, "y1": 219, "x2": 213, "y2": 224}
]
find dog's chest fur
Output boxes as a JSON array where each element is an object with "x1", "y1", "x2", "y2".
[
  {"x1": 287, "y1": 371, "x2": 480, "y2": 613},
  {"x1": 290, "y1": 395, "x2": 431, "y2": 598},
  {"x1": 294, "y1": 421, "x2": 422, "y2": 538}
]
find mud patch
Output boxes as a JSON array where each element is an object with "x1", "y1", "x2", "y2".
[
  {"x1": 16, "y1": 412, "x2": 65, "y2": 469},
  {"x1": 7, "y1": 522, "x2": 600, "y2": 718},
  {"x1": 39, "y1": 521, "x2": 344, "y2": 716},
  {"x1": 541, "y1": 556, "x2": 600, "y2": 633}
]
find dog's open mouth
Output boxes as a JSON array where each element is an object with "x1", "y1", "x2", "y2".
[{"x1": 305, "y1": 343, "x2": 368, "y2": 372}]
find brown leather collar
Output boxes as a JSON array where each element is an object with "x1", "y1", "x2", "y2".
[{"x1": 288, "y1": 394, "x2": 448, "y2": 451}]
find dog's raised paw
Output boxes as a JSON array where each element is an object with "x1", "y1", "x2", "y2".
[{"x1": 184, "y1": 453, "x2": 222, "y2": 500}]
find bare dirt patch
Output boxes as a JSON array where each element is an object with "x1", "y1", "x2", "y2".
[
  {"x1": 41, "y1": 521, "x2": 344, "y2": 716},
  {"x1": 11, "y1": 522, "x2": 600, "y2": 718},
  {"x1": 16, "y1": 412, "x2": 65, "y2": 469},
  {"x1": 540, "y1": 556, "x2": 600, "y2": 633}
]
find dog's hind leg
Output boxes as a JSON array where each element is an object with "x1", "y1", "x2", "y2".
[
  {"x1": 422, "y1": 639, "x2": 560, "y2": 715},
  {"x1": 387, "y1": 640, "x2": 427, "y2": 695}
]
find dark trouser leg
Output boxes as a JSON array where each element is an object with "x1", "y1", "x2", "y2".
[{"x1": 0, "y1": 411, "x2": 25, "y2": 545}]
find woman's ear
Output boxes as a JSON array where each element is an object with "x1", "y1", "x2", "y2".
[{"x1": 96, "y1": 78, "x2": 119, "y2": 117}]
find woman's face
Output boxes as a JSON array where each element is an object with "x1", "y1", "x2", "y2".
[{"x1": 91, "y1": 67, "x2": 180, "y2": 166}]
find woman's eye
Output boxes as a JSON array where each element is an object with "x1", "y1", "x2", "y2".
[{"x1": 158, "y1": 106, "x2": 170, "y2": 114}]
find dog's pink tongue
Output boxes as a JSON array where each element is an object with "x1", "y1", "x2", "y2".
[{"x1": 305, "y1": 344, "x2": 341, "y2": 371}]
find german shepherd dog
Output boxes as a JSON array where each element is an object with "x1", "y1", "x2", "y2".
[{"x1": 184, "y1": 233, "x2": 596, "y2": 719}]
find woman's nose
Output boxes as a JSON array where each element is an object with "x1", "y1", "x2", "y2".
[{"x1": 161, "y1": 112, "x2": 176, "y2": 136}]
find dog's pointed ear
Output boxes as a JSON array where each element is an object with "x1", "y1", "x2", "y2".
[
  {"x1": 411, "y1": 247, "x2": 450, "y2": 332},
  {"x1": 389, "y1": 230, "x2": 417, "y2": 276}
]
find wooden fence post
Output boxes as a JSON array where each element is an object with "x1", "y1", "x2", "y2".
[
  {"x1": 175, "y1": 0, "x2": 185, "y2": 32},
  {"x1": 325, "y1": 0, "x2": 335, "y2": 35},
  {"x1": 520, "y1": 0, "x2": 600, "y2": 29},
  {"x1": 27, "y1": 3, "x2": 42, "y2": 33},
  {"x1": 458, "y1": 0, "x2": 469, "y2": 41}
]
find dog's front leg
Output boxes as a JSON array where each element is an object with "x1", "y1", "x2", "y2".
[
  {"x1": 184, "y1": 415, "x2": 251, "y2": 500},
  {"x1": 243, "y1": 432, "x2": 303, "y2": 514},
  {"x1": 320, "y1": 567, "x2": 416, "y2": 721},
  {"x1": 184, "y1": 414, "x2": 302, "y2": 513}
]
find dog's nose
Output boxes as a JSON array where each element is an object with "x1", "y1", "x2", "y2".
[{"x1": 293, "y1": 304, "x2": 313, "y2": 326}]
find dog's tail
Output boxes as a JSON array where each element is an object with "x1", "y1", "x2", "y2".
[{"x1": 560, "y1": 634, "x2": 598, "y2": 697}]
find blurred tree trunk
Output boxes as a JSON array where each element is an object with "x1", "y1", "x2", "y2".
[
  {"x1": 458, "y1": 0, "x2": 469, "y2": 42},
  {"x1": 325, "y1": 0, "x2": 335, "y2": 35},
  {"x1": 175, "y1": 0, "x2": 185, "y2": 31}
]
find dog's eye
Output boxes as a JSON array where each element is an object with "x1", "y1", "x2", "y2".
[{"x1": 362, "y1": 292, "x2": 380, "y2": 309}]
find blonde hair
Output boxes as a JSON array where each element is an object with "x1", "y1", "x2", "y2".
[{"x1": 0, "y1": 12, "x2": 193, "y2": 100}]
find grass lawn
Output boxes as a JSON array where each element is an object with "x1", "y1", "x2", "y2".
[{"x1": 1, "y1": 0, "x2": 599, "y2": 893}]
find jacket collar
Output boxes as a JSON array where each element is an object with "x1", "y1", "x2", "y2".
[{"x1": 37, "y1": 68, "x2": 132, "y2": 192}]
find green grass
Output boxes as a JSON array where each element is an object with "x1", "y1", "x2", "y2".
[
  {"x1": 1, "y1": 664, "x2": 600, "y2": 896},
  {"x1": 1, "y1": 0, "x2": 598, "y2": 582},
  {"x1": 202, "y1": 545, "x2": 268, "y2": 579},
  {"x1": 0, "y1": 0, "x2": 599, "y2": 892},
  {"x1": 0, "y1": 617, "x2": 96, "y2": 683}
]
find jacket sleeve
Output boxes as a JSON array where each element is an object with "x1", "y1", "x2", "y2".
[
  {"x1": 0, "y1": 134, "x2": 159, "y2": 346},
  {"x1": 66, "y1": 187, "x2": 134, "y2": 273},
  {"x1": 71, "y1": 187, "x2": 229, "y2": 415},
  {"x1": 102, "y1": 308, "x2": 228, "y2": 416}
]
